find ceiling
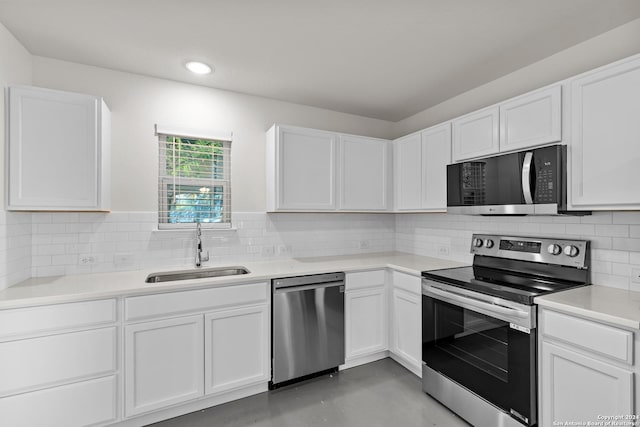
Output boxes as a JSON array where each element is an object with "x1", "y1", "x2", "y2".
[{"x1": 2, "y1": 1, "x2": 640, "y2": 121}]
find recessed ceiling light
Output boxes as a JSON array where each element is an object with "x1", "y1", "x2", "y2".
[{"x1": 185, "y1": 61, "x2": 213, "y2": 75}]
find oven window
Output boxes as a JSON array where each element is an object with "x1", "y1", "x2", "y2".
[{"x1": 433, "y1": 299, "x2": 509, "y2": 382}]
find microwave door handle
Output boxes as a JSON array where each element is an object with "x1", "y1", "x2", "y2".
[{"x1": 522, "y1": 152, "x2": 534, "y2": 204}]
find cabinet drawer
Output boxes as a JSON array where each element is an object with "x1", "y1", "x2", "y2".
[
  {"x1": 126, "y1": 282, "x2": 268, "y2": 321},
  {"x1": 0, "y1": 299, "x2": 116, "y2": 339},
  {"x1": 542, "y1": 309, "x2": 633, "y2": 364},
  {"x1": 391, "y1": 271, "x2": 421, "y2": 295},
  {"x1": 0, "y1": 327, "x2": 117, "y2": 397},
  {"x1": 346, "y1": 270, "x2": 385, "y2": 290},
  {"x1": 0, "y1": 375, "x2": 117, "y2": 427}
]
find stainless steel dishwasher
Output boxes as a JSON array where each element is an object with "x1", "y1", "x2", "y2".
[{"x1": 271, "y1": 272, "x2": 345, "y2": 388}]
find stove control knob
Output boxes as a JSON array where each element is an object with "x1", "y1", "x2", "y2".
[
  {"x1": 484, "y1": 239, "x2": 494, "y2": 248},
  {"x1": 473, "y1": 238, "x2": 484, "y2": 248},
  {"x1": 563, "y1": 245, "x2": 580, "y2": 257},
  {"x1": 547, "y1": 244, "x2": 562, "y2": 255}
]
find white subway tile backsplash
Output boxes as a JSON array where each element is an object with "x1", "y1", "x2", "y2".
[
  {"x1": 565, "y1": 224, "x2": 595, "y2": 236},
  {"x1": 592, "y1": 273, "x2": 630, "y2": 290},
  {"x1": 612, "y1": 237, "x2": 640, "y2": 252},
  {"x1": 21, "y1": 212, "x2": 394, "y2": 278},
  {"x1": 591, "y1": 249, "x2": 630, "y2": 263},
  {"x1": 612, "y1": 212, "x2": 640, "y2": 224},
  {"x1": 396, "y1": 213, "x2": 640, "y2": 290},
  {"x1": 0, "y1": 207, "x2": 636, "y2": 294},
  {"x1": 611, "y1": 263, "x2": 633, "y2": 276},
  {"x1": 590, "y1": 261, "x2": 612, "y2": 274},
  {"x1": 32, "y1": 255, "x2": 51, "y2": 267},
  {"x1": 580, "y1": 212, "x2": 613, "y2": 224},
  {"x1": 595, "y1": 224, "x2": 629, "y2": 237}
]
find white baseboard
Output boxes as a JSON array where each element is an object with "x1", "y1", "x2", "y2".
[
  {"x1": 389, "y1": 352, "x2": 422, "y2": 378},
  {"x1": 340, "y1": 350, "x2": 389, "y2": 370},
  {"x1": 110, "y1": 383, "x2": 267, "y2": 427}
]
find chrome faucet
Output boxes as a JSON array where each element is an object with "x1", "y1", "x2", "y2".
[{"x1": 195, "y1": 223, "x2": 209, "y2": 267}]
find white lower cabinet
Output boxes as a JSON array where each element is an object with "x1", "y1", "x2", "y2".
[
  {"x1": 344, "y1": 270, "x2": 388, "y2": 366},
  {"x1": 0, "y1": 299, "x2": 119, "y2": 427},
  {"x1": 204, "y1": 305, "x2": 269, "y2": 395},
  {"x1": 539, "y1": 308, "x2": 637, "y2": 426},
  {"x1": 123, "y1": 282, "x2": 270, "y2": 422},
  {"x1": 541, "y1": 342, "x2": 633, "y2": 425},
  {"x1": 345, "y1": 286, "x2": 387, "y2": 360},
  {"x1": 0, "y1": 376, "x2": 118, "y2": 427},
  {"x1": 389, "y1": 271, "x2": 422, "y2": 376},
  {"x1": 390, "y1": 288, "x2": 421, "y2": 373},
  {"x1": 125, "y1": 315, "x2": 205, "y2": 417}
]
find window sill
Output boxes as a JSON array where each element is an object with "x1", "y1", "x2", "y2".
[{"x1": 152, "y1": 227, "x2": 237, "y2": 233}]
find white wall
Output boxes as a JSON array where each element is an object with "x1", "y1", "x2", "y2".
[
  {"x1": 0, "y1": 22, "x2": 32, "y2": 290},
  {"x1": 31, "y1": 57, "x2": 394, "y2": 213},
  {"x1": 394, "y1": 17, "x2": 640, "y2": 136}
]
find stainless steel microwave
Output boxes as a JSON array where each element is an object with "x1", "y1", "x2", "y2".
[{"x1": 447, "y1": 145, "x2": 586, "y2": 215}]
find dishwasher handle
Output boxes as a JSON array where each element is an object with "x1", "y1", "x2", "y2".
[{"x1": 274, "y1": 281, "x2": 345, "y2": 294}]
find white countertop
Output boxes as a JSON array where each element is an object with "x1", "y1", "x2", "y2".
[
  {"x1": 535, "y1": 286, "x2": 640, "y2": 330},
  {"x1": 0, "y1": 252, "x2": 466, "y2": 310}
]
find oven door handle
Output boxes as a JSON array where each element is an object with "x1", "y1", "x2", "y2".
[{"x1": 426, "y1": 286, "x2": 529, "y2": 319}]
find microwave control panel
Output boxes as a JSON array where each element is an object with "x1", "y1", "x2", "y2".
[{"x1": 533, "y1": 149, "x2": 560, "y2": 204}]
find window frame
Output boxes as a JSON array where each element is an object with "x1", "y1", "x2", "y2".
[{"x1": 156, "y1": 126, "x2": 232, "y2": 230}]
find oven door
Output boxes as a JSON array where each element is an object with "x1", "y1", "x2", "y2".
[{"x1": 422, "y1": 284, "x2": 536, "y2": 426}]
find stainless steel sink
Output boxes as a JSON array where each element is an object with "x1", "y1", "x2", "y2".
[{"x1": 145, "y1": 266, "x2": 250, "y2": 283}]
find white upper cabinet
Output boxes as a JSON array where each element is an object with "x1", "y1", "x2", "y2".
[
  {"x1": 452, "y1": 106, "x2": 499, "y2": 162},
  {"x1": 266, "y1": 124, "x2": 390, "y2": 212},
  {"x1": 266, "y1": 125, "x2": 337, "y2": 211},
  {"x1": 7, "y1": 85, "x2": 111, "y2": 211},
  {"x1": 499, "y1": 85, "x2": 562, "y2": 152},
  {"x1": 421, "y1": 123, "x2": 451, "y2": 211},
  {"x1": 452, "y1": 85, "x2": 562, "y2": 162},
  {"x1": 394, "y1": 123, "x2": 450, "y2": 211},
  {"x1": 339, "y1": 135, "x2": 391, "y2": 211},
  {"x1": 393, "y1": 133, "x2": 422, "y2": 210},
  {"x1": 569, "y1": 55, "x2": 640, "y2": 210}
]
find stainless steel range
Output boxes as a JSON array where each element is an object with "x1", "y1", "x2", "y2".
[{"x1": 421, "y1": 234, "x2": 591, "y2": 427}]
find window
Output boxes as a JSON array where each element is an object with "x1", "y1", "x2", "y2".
[{"x1": 157, "y1": 129, "x2": 231, "y2": 229}]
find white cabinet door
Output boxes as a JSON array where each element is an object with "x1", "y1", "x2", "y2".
[
  {"x1": 7, "y1": 85, "x2": 110, "y2": 211},
  {"x1": 0, "y1": 376, "x2": 117, "y2": 427},
  {"x1": 570, "y1": 56, "x2": 640, "y2": 209},
  {"x1": 204, "y1": 305, "x2": 269, "y2": 395},
  {"x1": 345, "y1": 287, "x2": 387, "y2": 360},
  {"x1": 125, "y1": 315, "x2": 204, "y2": 416},
  {"x1": 268, "y1": 125, "x2": 337, "y2": 211},
  {"x1": 452, "y1": 106, "x2": 499, "y2": 161},
  {"x1": 393, "y1": 133, "x2": 422, "y2": 210},
  {"x1": 499, "y1": 85, "x2": 562, "y2": 152},
  {"x1": 421, "y1": 123, "x2": 451, "y2": 211},
  {"x1": 390, "y1": 287, "x2": 421, "y2": 374},
  {"x1": 0, "y1": 327, "x2": 116, "y2": 397},
  {"x1": 541, "y1": 342, "x2": 634, "y2": 426},
  {"x1": 339, "y1": 135, "x2": 390, "y2": 210}
]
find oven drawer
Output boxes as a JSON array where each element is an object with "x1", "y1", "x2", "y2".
[{"x1": 541, "y1": 309, "x2": 633, "y2": 365}]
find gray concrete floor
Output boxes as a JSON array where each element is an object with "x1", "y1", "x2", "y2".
[{"x1": 150, "y1": 358, "x2": 469, "y2": 427}]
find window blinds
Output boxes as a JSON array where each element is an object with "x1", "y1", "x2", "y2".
[{"x1": 157, "y1": 133, "x2": 231, "y2": 229}]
